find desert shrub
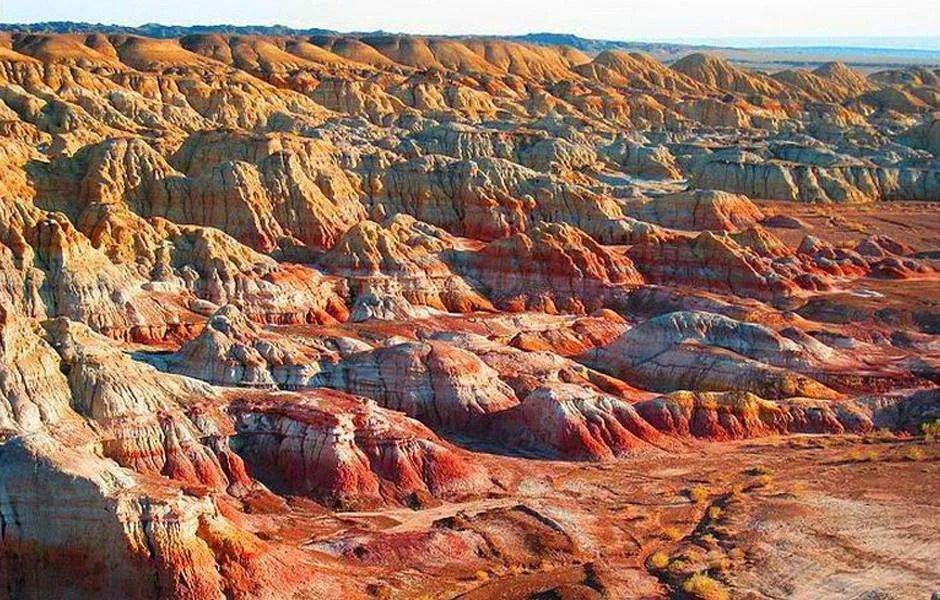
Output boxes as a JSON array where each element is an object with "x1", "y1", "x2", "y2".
[
  {"x1": 754, "y1": 474, "x2": 773, "y2": 487},
  {"x1": 903, "y1": 446, "x2": 925, "y2": 461},
  {"x1": 648, "y1": 551, "x2": 670, "y2": 569},
  {"x1": 683, "y1": 573, "x2": 729, "y2": 600},
  {"x1": 663, "y1": 526, "x2": 684, "y2": 541},
  {"x1": 921, "y1": 419, "x2": 940, "y2": 442},
  {"x1": 706, "y1": 551, "x2": 730, "y2": 572},
  {"x1": 687, "y1": 486, "x2": 709, "y2": 504},
  {"x1": 708, "y1": 505, "x2": 723, "y2": 520},
  {"x1": 745, "y1": 465, "x2": 772, "y2": 476}
]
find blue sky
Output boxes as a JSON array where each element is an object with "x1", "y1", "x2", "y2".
[{"x1": 3, "y1": 0, "x2": 939, "y2": 48}]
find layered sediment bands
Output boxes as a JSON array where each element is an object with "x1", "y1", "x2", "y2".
[
  {"x1": 670, "y1": 52, "x2": 796, "y2": 99},
  {"x1": 627, "y1": 219, "x2": 931, "y2": 303},
  {"x1": 602, "y1": 137, "x2": 681, "y2": 179},
  {"x1": 0, "y1": 195, "x2": 190, "y2": 341},
  {"x1": 491, "y1": 383, "x2": 665, "y2": 460},
  {"x1": 685, "y1": 149, "x2": 940, "y2": 203},
  {"x1": 329, "y1": 339, "x2": 519, "y2": 430},
  {"x1": 35, "y1": 132, "x2": 365, "y2": 254},
  {"x1": 584, "y1": 311, "x2": 842, "y2": 399},
  {"x1": 320, "y1": 214, "x2": 492, "y2": 319},
  {"x1": 153, "y1": 223, "x2": 350, "y2": 326},
  {"x1": 856, "y1": 388, "x2": 940, "y2": 433},
  {"x1": 0, "y1": 434, "x2": 228, "y2": 599},
  {"x1": 468, "y1": 221, "x2": 643, "y2": 313},
  {"x1": 627, "y1": 229, "x2": 814, "y2": 303},
  {"x1": 167, "y1": 304, "x2": 333, "y2": 387},
  {"x1": 228, "y1": 389, "x2": 490, "y2": 507},
  {"x1": 327, "y1": 332, "x2": 667, "y2": 460},
  {"x1": 0, "y1": 305, "x2": 73, "y2": 433},
  {"x1": 635, "y1": 390, "x2": 872, "y2": 440},
  {"x1": 431, "y1": 331, "x2": 645, "y2": 401},
  {"x1": 410, "y1": 122, "x2": 601, "y2": 173},
  {"x1": 574, "y1": 50, "x2": 706, "y2": 94},
  {"x1": 622, "y1": 189, "x2": 765, "y2": 232},
  {"x1": 362, "y1": 154, "x2": 657, "y2": 244},
  {"x1": 43, "y1": 318, "x2": 253, "y2": 493},
  {"x1": 0, "y1": 433, "x2": 329, "y2": 600}
]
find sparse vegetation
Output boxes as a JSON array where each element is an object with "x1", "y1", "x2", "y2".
[
  {"x1": 903, "y1": 446, "x2": 925, "y2": 461},
  {"x1": 844, "y1": 447, "x2": 880, "y2": 462},
  {"x1": 663, "y1": 526, "x2": 684, "y2": 541},
  {"x1": 922, "y1": 419, "x2": 940, "y2": 442},
  {"x1": 648, "y1": 551, "x2": 670, "y2": 569},
  {"x1": 754, "y1": 474, "x2": 773, "y2": 487},
  {"x1": 745, "y1": 465, "x2": 772, "y2": 476},
  {"x1": 706, "y1": 551, "x2": 730, "y2": 573},
  {"x1": 708, "y1": 505, "x2": 723, "y2": 520},
  {"x1": 687, "y1": 486, "x2": 709, "y2": 503},
  {"x1": 682, "y1": 573, "x2": 729, "y2": 600}
]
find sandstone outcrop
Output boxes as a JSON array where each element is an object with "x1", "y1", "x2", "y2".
[
  {"x1": 635, "y1": 390, "x2": 872, "y2": 440},
  {"x1": 320, "y1": 213, "x2": 492, "y2": 319},
  {"x1": 229, "y1": 389, "x2": 490, "y2": 507},
  {"x1": 328, "y1": 339, "x2": 519, "y2": 430},
  {"x1": 627, "y1": 228, "x2": 819, "y2": 303},
  {"x1": 467, "y1": 222, "x2": 643, "y2": 313},
  {"x1": 685, "y1": 148, "x2": 940, "y2": 202},
  {"x1": 584, "y1": 311, "x2": 842, "y2": 399},
  {"x1": 490, "y1": 383, "x2": 664, "y2": 460},
  {"x1": 166, "y1": 304, "x2": 334, "y2": 387},
  {"x1": 622, "y1": 189, "x2": 764, "y2": 232},
  {"x1": 0, "y1": 432, "x2": 330, "y2": 599}
]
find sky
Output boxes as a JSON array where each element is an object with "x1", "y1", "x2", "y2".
[{"x1": 2, "y1": 0, "x2": 940, "y2": 48}]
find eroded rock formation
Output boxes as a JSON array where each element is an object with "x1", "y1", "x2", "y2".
[{"x1": 0, "y1": 26, "x2": 937, "y2": 599}]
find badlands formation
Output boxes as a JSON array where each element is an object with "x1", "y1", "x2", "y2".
[{"x1": 0, "y1": 27, "x2": 938, "y2": 599}]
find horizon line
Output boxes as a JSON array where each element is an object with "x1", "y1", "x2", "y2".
[{"x1": 1, "y1": 21, "x2": 938, "y2": 53}]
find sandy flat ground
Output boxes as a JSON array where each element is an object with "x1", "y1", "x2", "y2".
[{"x1": 261, "y1": 435, "x2": 939, "y2": 599}]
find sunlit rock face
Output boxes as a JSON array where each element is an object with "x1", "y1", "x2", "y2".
[{"x1": 0, "y1": 27, "x2": 938, "y2": 599}]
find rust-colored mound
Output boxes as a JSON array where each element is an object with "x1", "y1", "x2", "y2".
[{"x1": 471, "y1": 221, "x2": 643, "y2": 313}]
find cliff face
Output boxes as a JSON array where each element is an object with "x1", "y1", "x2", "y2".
[{"x1": 0, "y1": 29, "x2": 938, "y2": 599}]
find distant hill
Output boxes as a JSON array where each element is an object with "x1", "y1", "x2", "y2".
[
  {"x1": 1, "y1": 22, "x2": 938, "y2": 70},
  {"x1": 0, "y1": 21, "x2": 341, "y2": 37},
  {"x1": 506, "y1": 32, "x2": 712, "y2": 55}
]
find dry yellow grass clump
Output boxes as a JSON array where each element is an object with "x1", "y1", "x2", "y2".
[
  {"x1": 648, "y1": 551, "x2": 670, "y2": 569},
  {"x1": 683, "y1": 573, "x2": 730, "y2": 600},
  {"x1": 663, "y1": 526, "x2": 684, "y2": 541},
  {"x1": 687, "y1": 486, "x2": 709, "y2": 503},
  {"x1": 922, "y1": 419, "x2": 940, "y2": 442},
  {"x1": 753, "y1": 473, "x2": 773, "y2": 487}
]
